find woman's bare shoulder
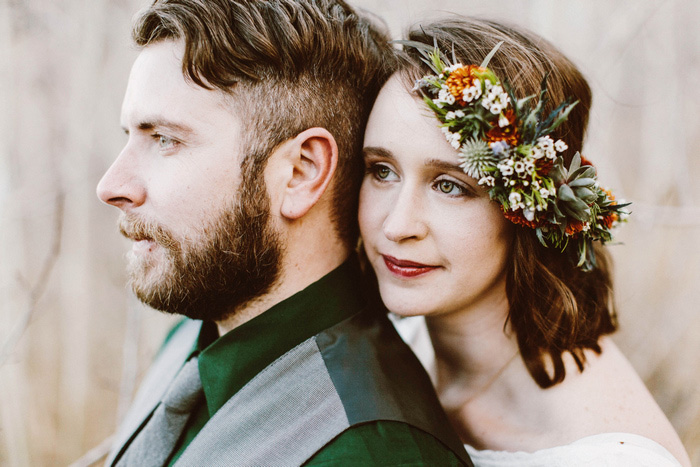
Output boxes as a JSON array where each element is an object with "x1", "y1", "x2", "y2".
[{"x1": 547, "y1": 337, "x2": 691, "y2": 466}]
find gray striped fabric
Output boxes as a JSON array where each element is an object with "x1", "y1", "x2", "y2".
[
  {"x1": 174, "y1": 337, "x2": 348, "y2": 467},
  {"x1": 116, "y1": 357, "x2": 203, "y2": 467},
  {"x1": 106, "y1": 320, "x2": 202, "y2": 467}
]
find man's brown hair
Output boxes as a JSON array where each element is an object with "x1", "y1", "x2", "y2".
[
  {"x1": 399, "y1": 17, "x2": 617, "y2": 388},
  {"x1": 132, "y1": 0, "x2": 397, "y2": 246}
]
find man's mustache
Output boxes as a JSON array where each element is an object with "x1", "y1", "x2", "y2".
[{"x1": 118, "y1": 214, "x2": 180, "y2": 251}]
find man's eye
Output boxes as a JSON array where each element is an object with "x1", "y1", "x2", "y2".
[{"x1": 154, "y1": 134, "x2": 177, "y2": 149}]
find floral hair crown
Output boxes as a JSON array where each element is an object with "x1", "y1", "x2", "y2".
[{"x1": 406, "y1": 41, "x2": 629, "y2": 271}]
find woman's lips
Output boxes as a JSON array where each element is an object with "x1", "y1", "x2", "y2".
[{"x1": 382, "y1": 255, "x2": 439, "y2": 278}]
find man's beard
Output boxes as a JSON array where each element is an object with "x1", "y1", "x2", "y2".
[{"x1": 118, "y1": 164, "x2": 282, "y2": 322}]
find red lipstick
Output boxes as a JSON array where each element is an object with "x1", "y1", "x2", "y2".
[{"x1": 382, "y1": 255, "x2": 438, "y2": 278}]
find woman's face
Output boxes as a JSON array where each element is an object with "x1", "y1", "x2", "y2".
[{"x1": 359, "y1": 75, "x2": 513, "y2": 318}]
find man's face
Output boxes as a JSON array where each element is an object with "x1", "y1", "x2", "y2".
[{"x1": 97, "y1": 40, "x2": 281, "y2": 321}]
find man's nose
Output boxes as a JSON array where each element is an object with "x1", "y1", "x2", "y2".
[
  {"x1": 96, "y1": 147, "x2": 146, "y2": 211},
  {"x1": 382, "y1": 186, "x2": 428, "y2": 243}
]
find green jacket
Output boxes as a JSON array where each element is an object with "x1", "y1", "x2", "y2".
[{"x1": 106, "y1": 260, "x2": 472, "y2": 466}]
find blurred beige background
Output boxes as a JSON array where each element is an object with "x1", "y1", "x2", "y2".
[{"x1": 1, "y1": 0, "x2": 698, "y2": 465}]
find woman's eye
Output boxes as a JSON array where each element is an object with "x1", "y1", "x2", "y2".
[
  {"x1": 434, "y1": 179, "x2": 468, "y2": 196},
  {"x1": 376, "y1": 166, "x2": 392, "y2": 179},
  {"x1": 433, "y1": 178, "x2": 474, "y2": 196},
  {"x1": 368, "y1": 163, "x2": 398, "y2": 181}
]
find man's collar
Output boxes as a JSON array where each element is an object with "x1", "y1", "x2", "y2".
[{"x1": 193, "y1": 258, "x2": 366, "y2": 416}]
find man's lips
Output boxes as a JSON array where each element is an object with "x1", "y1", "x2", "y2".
[
  {"x1": 382, "y1": 255, "x2": 439, "y2": 278},
  {"x1": 131, "y1": 238, "x2": 156, "y2": 255}
]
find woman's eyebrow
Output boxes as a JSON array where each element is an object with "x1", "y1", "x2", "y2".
[
  {"x1": 363, "y1": 146, "x2": 395, "y2": 160},
  {"x1": 424, "y1": 158, "x2": 463, "y2": 172}
]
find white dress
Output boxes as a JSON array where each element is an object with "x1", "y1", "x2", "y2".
[
  {"x1": 464, "y1": 432, "x2": 681, "y2": 466},
  {"x1": 391, "y1": 316, "x2": 683, "y2": 467}
]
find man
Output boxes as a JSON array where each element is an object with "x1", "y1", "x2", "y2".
[{"x1": 98, "y1": 0, "x2": 472, "y2": 465}]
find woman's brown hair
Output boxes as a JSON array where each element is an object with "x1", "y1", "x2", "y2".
[{"x1": 398, "y1": 17, "x2": 617, "y2": 388}]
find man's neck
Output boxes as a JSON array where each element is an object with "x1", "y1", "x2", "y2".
[{"x1": 214, "y1": 247, "x2": 350, "y2": 336}]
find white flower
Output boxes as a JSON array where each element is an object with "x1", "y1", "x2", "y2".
[
  {"x1": 537, "y1": 136, "x2": 554, "y2": 150},
  {"x1": 509, "y1": 191, "x2": 522, "y2": 207},
  {"x1": 478, "y1": 176, "x2": 496, "y2": 187},
  {"x1": 438, "y1": 88, "x2": 456, "y2": 106},
  {"x1": 446, "y1": 63, "x2": 464, "y2": 73},
  {"x1": 555, "y1": 139, "x2": 568, "y2": 152},
  {"x1": 536, "y1": 136, "x2": 557, "y2": 159},
  {"x1": 441, "y1": 127, "x2": 461, "y2": 149},
  {"x1": 540, "y1": 187, "x2": 550, "y2": 198},
  {"x1": 454, "y1": 110, "x2": 465, "y2": 118},
  {"x1": 499, "y1": 164, "x2": 514, "y2": 176},
  {"x1": 498, "y1": 113, "x2": 510, "y2": 128},
  {"x1": 445, "y1": 111, "x2": 456, "y2": 120},
  {"x1": 463, "y1": 85, "x2": 482, "y2": 102},
  {"x1": 523, "y1": 208, "x2": 536, "y2": 221},
  {"x1": 531, "y1": 146, "x2": 544, "y2": 159},
  {"x1": 480, "y1": 83, "x2": 510, "y2": 115},
  {"x1": 525, "y1": 160, "x2": 535, "y2": 174},
  {"x1": 514, "y1": 161, "x2": 526, "y2": 174}
]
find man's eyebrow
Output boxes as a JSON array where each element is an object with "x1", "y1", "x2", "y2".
[
  {"x1": 121, "y1": 118, "x2": 195, "y2": 136},
  {"x1": 363, "y1": 146, "x2": 395, "y2": 160},
  {"x1": 138, "y1": 118, "x2": 194, "y2": 135}
]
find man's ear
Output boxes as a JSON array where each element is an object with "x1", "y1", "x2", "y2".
[{"x1": 280, "y1": 127, "x2": 338, "y2": 220}]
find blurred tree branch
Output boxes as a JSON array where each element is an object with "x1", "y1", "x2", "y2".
[
  {"x1": 0, "y1": 192, "x2": 64, "y2": 366},
  {"x1": 67, "y1": 434, "x2": 114, "y2": 467}
]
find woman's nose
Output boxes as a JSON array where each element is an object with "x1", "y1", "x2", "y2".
[{"x1": 382, "y1": 186, "x2": 428, "y2": 242}]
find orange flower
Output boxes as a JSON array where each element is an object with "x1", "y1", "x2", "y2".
[
  {"x1": 445, "y1": 65, "x2": 485, "y2": 104},
  {"x1": 503, "y1": 208, "x2": 542, "y2": 229},
  {"x1": 602, "y1": 187, "x2": 616, "y2": 203},
  {"x1": 599, "y1": 212, "x2": 618, "y2": 229},
  {"x1": 565, "y1": 220, "x2": 585, "y2": 236},
  {"x1": 485, "y1": 109, "x2": 519, "y2": 146}
]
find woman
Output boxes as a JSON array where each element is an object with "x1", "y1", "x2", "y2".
[{"x1": 358, "y1": 17, "x2": 691, "y2": 466}]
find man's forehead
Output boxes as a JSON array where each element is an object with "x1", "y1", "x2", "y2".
[{"x1": 121, "y1": 41, "x2": 241, "y2": 131}]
